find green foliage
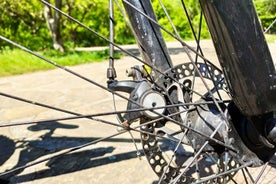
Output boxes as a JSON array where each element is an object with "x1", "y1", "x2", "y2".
[
  {"x1": 0, "y1": 0, "x2": 51, "y2": 50},
  {"x1": 152, "y1": 0, "x2": 209, "y2": 40},
  {"x1": 1, "y1": 0, "x2": 273, "y2": 52},
  {"x1": 64, "y1": 0, "x2": 109, "y2": 47},
  {"x1": 254, "y1": 0, "x2": 276, "y2": 33},
  {"x1": 0, "y1": 0, "x2": 210, "y2": 51}
]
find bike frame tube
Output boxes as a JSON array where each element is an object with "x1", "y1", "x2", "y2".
[
  {"x1": 123, "y1": 0, "x2": 173, "y2": 77},
  {"x1": 199, "y1": 0, "x2": 276, "y2": 117}
]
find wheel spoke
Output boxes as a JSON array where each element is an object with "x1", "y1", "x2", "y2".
[
  {"x1": 172, "y1": 121, "x2": 225, "y2": 183},
  {"x1": 241, "y1": 168, "x2": 251, "y2": 184},
  {"x1": 158, "y1": 128, "x2": 189, "y2": 183},
  {"x1": 244, "y1": 167, "x2": 256, "y2": 183},
  {"x1": 192, "y1": 162, "x2": 253, "y2": 184},
  {"x1": 0, "y1": 89, "x2": 229, "y2": 128},
  {"x1": 253, "y1": 162, "x2": 269, "y2": 184}
]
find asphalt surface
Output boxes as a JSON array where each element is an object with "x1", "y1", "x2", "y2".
[{"x1": 0, "y1": 40, "x2": 275, "y2": 184}]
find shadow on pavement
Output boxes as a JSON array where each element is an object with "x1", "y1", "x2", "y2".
[
  {"x1": 0, "y1": 136, "x2": 15, "y2": 166},
  {"x1": 0, "y1": 121, "x2": 141, "y2": 183},
  {"x1": 1, "y1": 121, "x2": 275, "y2": 183}
]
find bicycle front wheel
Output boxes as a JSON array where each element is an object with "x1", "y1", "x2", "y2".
[{"x1": 0, "y1": 0, "x2": 275, "y2": 184}]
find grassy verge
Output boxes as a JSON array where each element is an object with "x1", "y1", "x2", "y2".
[
  {"x1": 0, "y1": 49, "x2": 121, "y2": 77},
  {"x1": 0, "y1": 34, "x2": 274, "y2": 77}
]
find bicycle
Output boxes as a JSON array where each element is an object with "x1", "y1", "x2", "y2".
[{"x1": 0, "y1": 0, "x2": 275, "y2": 183}]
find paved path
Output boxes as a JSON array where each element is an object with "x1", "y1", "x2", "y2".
[{"x1": 0, "y1": 40, "x2": 275, "y2": 183}]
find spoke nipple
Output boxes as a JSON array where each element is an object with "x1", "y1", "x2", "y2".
[
  {"x1": 136, "y1": 151, "x2": 142, "y2": 160},
  {"x1": 116, "y1": 126, "x2": 125, "y2": 132},
  {"x1": 122, "y1": 121, "x2": 130, "y2": 128},
  {"x1": 116, "y1": 121, "x2": 130, "y2": 132}
]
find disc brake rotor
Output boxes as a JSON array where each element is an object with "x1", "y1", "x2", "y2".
[{"x1": 140, "y1": 62, "x2": 239, "y2": 183}]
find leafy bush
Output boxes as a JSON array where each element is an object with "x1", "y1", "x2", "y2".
[
  {"x1": 255, "y1": 0, "x2": 276, "y2": 33},
  {"x1": 1, "y1": 0, "x2": 273, "y2": 52}
]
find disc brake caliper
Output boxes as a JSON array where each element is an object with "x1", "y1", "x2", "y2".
[{"x1": 108, "y1": 66, "x2": 166, "y2": 124}]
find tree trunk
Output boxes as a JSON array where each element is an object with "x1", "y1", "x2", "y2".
[{"x1": 44, "y1": 0, "x2": 65, "y2": 52}]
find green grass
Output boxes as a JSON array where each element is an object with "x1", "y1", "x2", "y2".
[
  {"x1": 0, "y1": 49, "x2": 121, "y2": 77},
  {"x1": 1, "y1": 34, "x2": 274, "y2": 77}
]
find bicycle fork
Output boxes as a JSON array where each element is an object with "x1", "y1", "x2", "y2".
[{"x1": 200, "y1": 0, "x2": 276, "y2": 163}]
